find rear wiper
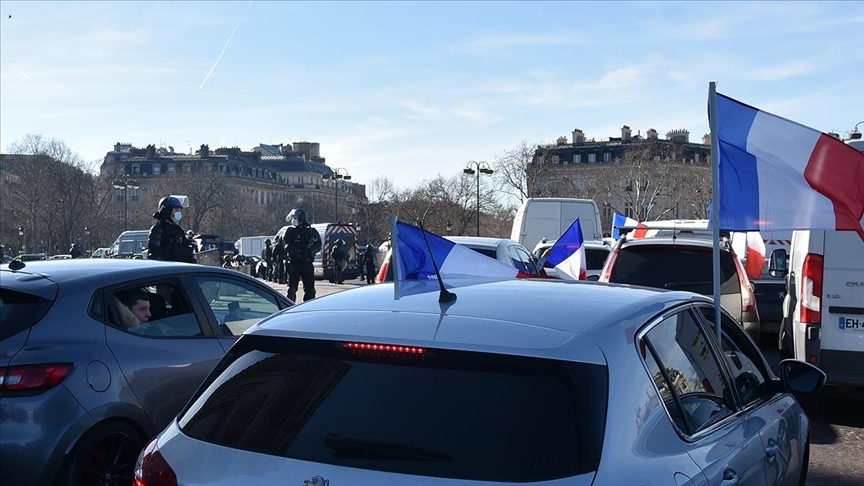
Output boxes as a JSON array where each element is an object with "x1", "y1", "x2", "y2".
[{"x1": 324, "y1": 434, "x2": 453, "y2": 462}]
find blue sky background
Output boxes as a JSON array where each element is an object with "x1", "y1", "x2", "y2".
[{"x1": 2, "y1": 1, "x2": 862, "y2": 189}]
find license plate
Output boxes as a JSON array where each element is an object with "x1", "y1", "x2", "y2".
[{"x1": 838, "y1": 317, "x2": 864, "y2": 331}]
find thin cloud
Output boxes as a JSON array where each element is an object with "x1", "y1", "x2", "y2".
[
  {"x1": 200, "y1": 0, "x2": 253, "y2": 90},
  {"x1": 465, "y1": 32, "x2": 581, "y2": 50}
]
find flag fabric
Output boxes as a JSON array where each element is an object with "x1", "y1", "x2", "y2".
[
  {"x1": 731, "y1": 231, "x2": 767, "y2": 280},
  {"x1": 612, "y1": 213, "x2": 659, "y2": 240},
  {"x1": 390, "y1": 217, "x2": 527, "y2": 299},
  {"x1": 715, "y1": 92, "x2": 864, "y2": 239},
  {"x1": 546, "y1": 218, "x2": 586, "y2": 280}
]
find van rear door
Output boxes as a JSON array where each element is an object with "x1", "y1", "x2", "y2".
[{"x1": 819, "y1": 231, "x2": 864, "y2": 385}]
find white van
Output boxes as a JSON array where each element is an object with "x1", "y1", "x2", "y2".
[
  {"x1": 510, "y1": 198, "x2": 603, "y2": 251},
  {"x1": 771, "y1": 230, "x2": 864, "y2": 388}
]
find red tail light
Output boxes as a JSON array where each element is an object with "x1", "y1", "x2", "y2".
[
  {"x1": 344, "y1": 342, "x2": 425, "y2": 355},
  {"x1": 800, "y1": 253, "x2": 823, "y2": 324},
  {"x1": 0, "y1": 363, "x2": 72, "y2": 392},
  {"x1": 731, "y1": 252, "x2": 758, "y2": 314},
  {"x1": 134, "y1": 438, "x2": 177, "y2": 486},
  {"x1": 376, "y1": 259, "x2": 390, "y2": 283},
  {"x1": 598, "y1": 248, "x2": 618, "y2": 282}
]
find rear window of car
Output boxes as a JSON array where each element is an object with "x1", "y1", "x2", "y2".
[
  {"x1": 179, "y1": 335, "x2": 607, "y2": 482},
  {"x1": 608, "y1": 245, "x2": 738, "y2": 294},
  {"x1": 0, "y1": 288, "x2": 53, "y2": 341}
]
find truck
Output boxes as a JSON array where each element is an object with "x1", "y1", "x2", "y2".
[
  {"x1": 510, "y1": 198, "x2": 603, "y2": 251},
  {"x1": 234, "y1": 236, "x2": 274, "y2": 259}
]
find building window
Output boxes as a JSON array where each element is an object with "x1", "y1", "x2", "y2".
[
  {"x1": 115, "y1": 188, "x2": 124, "y2": 202},
  {"x1": 588, "y1": 153, "x2": 597, "y2": 163},
  {"x1": 602, "y1": 203, "x2": 613, "y2": 219},
  {"x1": 552, "y1": 155, "x2": 560, "y2": 165},
  {"x1": 603, "y1": 152, "x2": 611, "y2": 162},
  {"x1": 167, "y1": 164, "x2": 176, "y2": 174},
  {"x1": 132, "y1": 164, "x2": 140, "y2": 174},
  {"x1": 131, "y1": 187, "x2": 140, "y2": 202},
  {"x1": 625, "y1": 202, "x2": 634, "y2": 219},
  {"x1": 153, "y1": 165, "x2": 161, "y2": 175},
  {"x1": 573, "y1": 154, "x2": 582, "y2": 164}
]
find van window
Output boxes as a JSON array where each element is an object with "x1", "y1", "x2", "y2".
[{"x1": 609, "y1": 245, "x2": 738, "y2": 294}]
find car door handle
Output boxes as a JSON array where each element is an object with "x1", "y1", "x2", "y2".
[
  {"x1": 765, "y1": 439, "x2": 779, "y2": 461},
  {"x1": 719, "y1": 468, "x2": 739, "y2": 486}
]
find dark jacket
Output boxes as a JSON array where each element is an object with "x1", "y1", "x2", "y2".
[
  {"x1": 148, "y1": 219, "x2": 196, "y2": 263},
  {"x1": 285, "y1": 224, "x2": 321, "y2": 265}
]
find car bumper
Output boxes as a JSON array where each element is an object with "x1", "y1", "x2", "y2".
[{"x1": 0, "y1": 385, "x2": 92, "y2": 485}]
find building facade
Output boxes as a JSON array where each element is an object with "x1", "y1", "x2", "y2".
[{"x1": 532, "y1": 125, "x2": 713, "y2": 233}]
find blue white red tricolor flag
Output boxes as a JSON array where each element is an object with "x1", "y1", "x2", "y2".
[
  {"x1": 390, "y1": 217, "x2": 529, "y2": 299},
  {"x1": 546, "y1": 218, "x2": 586, "y2": 281},
  {"x1": 612, "y1": 213, "x2": 658, "y2": 240},
  {"x1": 715, "y1": 93, "x2": 864, "y2": 239}
]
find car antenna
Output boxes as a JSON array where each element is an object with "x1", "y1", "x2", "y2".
[{"x1": 418, "y1": 220, "x2": 456, "y2": 303}]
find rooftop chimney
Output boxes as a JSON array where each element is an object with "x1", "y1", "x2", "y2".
[
  {"x1": 621, "y1": 125, "x2": 632, "y2": 142},
  {"x1": 572, "y1": 128, "x2": 585, "y2": 144},
  {"x1": 647, "y1": 128, "x2": 658, "y2": 140},
  {"x1": 556, "y1": 136, "x2": 568, "y2": 145}
]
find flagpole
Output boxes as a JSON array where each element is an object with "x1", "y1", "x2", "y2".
[{"x1": 709, "y1": 81, "x2": 722, "y2": 341}]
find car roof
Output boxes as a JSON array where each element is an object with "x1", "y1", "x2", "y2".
[
  {"x1": 0, "y1": 259, "x2": 230, "y2": 289},
  {"x1": 249, "y1": 279, "x2": 709, "y2": 360},
  {"x1": 445, "y1": 236, "x2": 521, "y2": 249},
  {"x1": 619, "y1": 236, "x2": 719, "y2": 249}
]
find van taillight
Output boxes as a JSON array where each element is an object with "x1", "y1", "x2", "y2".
[
  {"x1": 598, "y1": 248, "x2": 618, "y2": 282},
  {"x1": 134, "y1": 438, "x2": 177, "y2": 486},
  {"x1": 800, "y1": 253, "x2": 823, "y2": 324},
  {"x1": 0, "y1": 364, "x2": 72, "y2": 392}
]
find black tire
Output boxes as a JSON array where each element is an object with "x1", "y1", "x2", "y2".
[{"x1": 58, "y1": 420, "x2": 143, "y2": 486}]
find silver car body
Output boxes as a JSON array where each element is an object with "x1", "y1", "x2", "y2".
[
  {"x1": 150, "y1": 279, "x2": 820, "y2": 485},
  {"x1": 0, "y1": 259, "x2": 292, "y2": 485}
]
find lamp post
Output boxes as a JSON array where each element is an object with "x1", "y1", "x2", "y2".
[
  {"x1": 112, "y1": 175, "x2": 139, "y2": 231},
  {"x1": 321, "y1": 168, "x2": 351, "y2": 222},
  {"x1": 463, "y1": 161, "x2": 494, "y2": 236},
  {"x1": 17, "y1": 226, "x2": 24, "y2": 254},
  {"x1": 84, "y1": 227, "x2": 91, "y2": 257},
  {"x1": 446, "y1": 221, "x2": 453, "y2": 235}
]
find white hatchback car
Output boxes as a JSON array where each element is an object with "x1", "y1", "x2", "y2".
[{"x1": 138, "y1": 279, "x2": 825, "y2": 485}]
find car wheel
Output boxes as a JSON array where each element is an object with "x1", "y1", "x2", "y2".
[{"x1": 58, "y1": 420, "x2": 143, "y2": 486}]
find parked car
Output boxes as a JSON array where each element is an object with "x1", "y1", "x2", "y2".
[
  {"x1": 90, "y1": 247, "x2": 111, "y2": 258},
  {"x1": 533, "y1": 238, "x2": 611, "y2": 280},
  {"x1": 49, "y1": 254, "x2": 72, "y2": 260},
  {"x1": 376, "y1": 236, "x2": 543, "y2": 282},
  {"x1": 13, "y1": 253, "x2": 49, "y2": 262},
  {"x1": 0, "y1": 259, "x2": 293, "y2": 486},
  {"x1": 599, "y1": 227, "x2": 762, "y2": 343},
  {"x1": 139, "y1": 278, "x2": 825, "y2": 484}
]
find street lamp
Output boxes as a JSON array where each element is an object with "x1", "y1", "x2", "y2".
[
  {"x1": 463, "y1": 161, "x2": 494, "y2": 236},
  {"x1": 446, "y1": 221, "x2": 453, "y2": 235},
  {"x1": 112, "y1": 175, "x2": 139, "y2": 231},
  {"x1": 17, "y1": 226, "x2": 24, "y2": 254},
  {"x1": 321, "y1": 168, "x2": 351, "y2": 222},
  {"x1": 84, "y1": 227, "x2": 91, "y2": 256}
]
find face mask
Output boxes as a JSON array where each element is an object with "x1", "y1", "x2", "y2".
[{"x1": 172, "y1": 211, "x2": 182, "y2": 223}]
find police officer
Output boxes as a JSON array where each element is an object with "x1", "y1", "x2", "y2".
[
  {"x1": 272, "y1": 235, "x2": 286, "y2": 284},
  {"x1": 147, "y1": 196, "x2": 196, "y2": 263},
  {"x1": 284, "y1": 208, "x2": 321, "y2": 302},
  {"x1": 362, "y1": 244, "x2": 377, "y2": 284},
  {"x1": 261, "y1": 239, "x2": 274, "y2": 281}
]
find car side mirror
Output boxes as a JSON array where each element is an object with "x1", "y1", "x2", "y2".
[
  {"x1": 586, "y1": 275, "x2": 600, "y2": 281},
  {"x1": 778, "y1": 359, "x2": 826, "y2": 394},
  {"x1": 768, "y1": 248, "x2": 788, "y2": 278}
]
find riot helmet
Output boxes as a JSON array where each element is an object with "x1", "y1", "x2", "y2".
[
  {"x1": 286, "y1": 208, "x2": 308, "y2": 226},
  {"x1": 223, "y1": 254, "x2": 233, "y2": 264},
  {"x1": 156, "y1": 196, "x2": 183, "y2": 218}
]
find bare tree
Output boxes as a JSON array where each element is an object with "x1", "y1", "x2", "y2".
[{"x1": 493, "y1": 140, "x2": 559, "y2": 204}]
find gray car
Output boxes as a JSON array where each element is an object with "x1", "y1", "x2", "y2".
[
  {"x1": 0, "y1": 259, "x2": 292, "y2": 485},
  {"x1": 139, "y1": 278, "x2": 824, "y2": 485}
]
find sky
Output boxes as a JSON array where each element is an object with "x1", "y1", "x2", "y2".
[{"x1": 1, "y1": 1, "x2": 863, "y2": 190}]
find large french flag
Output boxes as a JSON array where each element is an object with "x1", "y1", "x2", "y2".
[
  {"x1": 390, "y1": 217, "x2": 526, "y2": 298},
  {"x1": 715, "y1": 93, "x2": 864, "y2": 239},
  {"x1": 546, "y1": 218, "x2": 586, "y2": 281},
  {"x1": 612, "y1": 213, "x2": 658, "y2": 240}
]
